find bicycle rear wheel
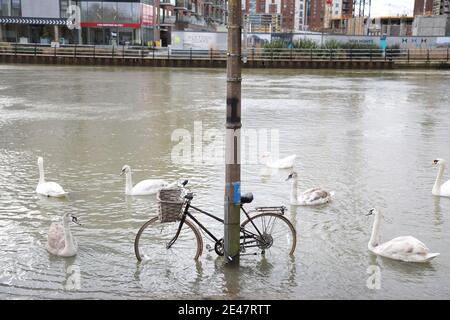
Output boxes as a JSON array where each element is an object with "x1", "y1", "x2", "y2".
[
  {"x1": 134, "y1": 216, "x2": 203, "y2": 262},
  {"x1": 241, "y1": 212, "x2": 296, "y2": 256}
]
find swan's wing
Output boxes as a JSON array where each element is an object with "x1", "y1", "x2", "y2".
[
  {"x1": 165, "y1": 181, "x2": 179, "y2": 188},
  {"x1": 272, "y1": 155, "x2": 296, "y2": 169},
  {"x1": 297, "y1": 188, "x2": 331, "y2": 206},
  {"x1": 305, "y1": 189, "x2": 330, "y2": 202},
  {"x1": 440, "y1": 180, "x2": 450, "y2": 195},
  {"x1": 302, "y1": 188, "x2": 320, "y2": 195},
  {"x1": 37, "y1": 182, "x2": 67, "y2": 197},
  {"x1": 376, "y1": 236, "x2": 429, "y2": 256},
  {"x1": 132, "y1": 179, "x2": 168, "y2": 195},
  {"x1": 47, "y1": 222, "x2": 65, "y2": 253}
]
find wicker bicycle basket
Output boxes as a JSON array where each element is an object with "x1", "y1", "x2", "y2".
[{"x1": 157, "y1": 187, "x2": 184, "y2": 223}]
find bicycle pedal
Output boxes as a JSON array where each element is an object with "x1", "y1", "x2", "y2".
[{"x1": 205, "y1": 244, "x2": 214, "y2": 252}]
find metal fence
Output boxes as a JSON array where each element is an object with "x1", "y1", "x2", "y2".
[{"x1": 1, "y1": 43, "x2": 449, "y2": 63}]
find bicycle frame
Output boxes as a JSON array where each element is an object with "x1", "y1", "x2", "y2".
[{"x1": 166, "y1": 198, "x2": 266, "y2": 253}]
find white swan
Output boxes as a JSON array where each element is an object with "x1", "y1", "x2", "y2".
[
  {"x1": 121, "y1": 165, "x2": 173, "y2": 196},
  {"x1": 286, "y1": 171, "x2": 333, "y2": 206},
  {"x1": 432, "y1": 158, "x2": 450, "y2": 197},
  {"x1": 36, "y1": 157, "x2": 68, "y2": 198},
  {"x1": 260, "y1": 152, "x2": 296, "y2": 169},
  {"x1": 367, "y1": 208, "x2": 439, "y2": 263},
  {"x1": 46, "y1": 213, "x2": 81, "y2": 257}
]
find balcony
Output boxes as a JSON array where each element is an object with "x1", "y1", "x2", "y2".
[
  {"x1": 175, "y1": 0, "x2": 191, "y2": 11},
  {"x1": 160, "y1": 15, "x2": 176, "y2": 26},
  {"x1": 160, "y1": 0, "x2": 176, "y2": 7},
  {"x1": 212, "y1": 0, "x2": 224, "y2": 8}
]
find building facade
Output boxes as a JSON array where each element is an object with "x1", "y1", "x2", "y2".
[
  {"x1": 293, "y1": 0, "x2": 306, "y2": 31},
  {"x1": 0, "y1": 0, "x2": 160, "y2": 45},
  {"x1": 432, "y1": 0, "x2": 450, "y2": 16},
  {"x1": 280, "y1": 0, "x2": 294, "y2": 31},
  {"x1": 244, "y1": 0, "x2": 299, "y2": 32},
  {"x1": 307, "y1": 0, "x2": 324, "y2": 31},
  {"x1": 329, "y1": 0, "x2": 353, "y2": 32},
  {"x1": 76, "y1": 0, "x2": 158, "y2": 45},
  {"x1": 0, "y1": 0, "x2": 227, "y2": 46},
  {"x1": 160, "y1": 0, "x2": 228, "y2": 46},
  {"x1": 414, "y1": 0, "x2": 434, "y2": 16},
  {"x1": 245, "y1": 0, "x2": 275, "y2": 32},
  {"x1": 323, "y1": 0, "x2": 333, "y2": 29},
  {"x1": 1, "y1": 0, "x2": 74, "y2": 43}
]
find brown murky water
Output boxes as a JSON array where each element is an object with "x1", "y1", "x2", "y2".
[{"x1": 1, "y1": 64, "x2": 450, "y2": 299}]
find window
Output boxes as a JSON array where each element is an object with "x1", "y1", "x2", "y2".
[
  {"x1": 80, "y1": 1, "x2": 88, "y2": 22},
  {"x1": 259, "y1": 2, "x2": 264, "y2": 12},
  {"x1": 60, "y1": 0, "x2": 70, "y2": 18},
  {"x1": 103, "y1": 1, "x2": 118, "y2": 22},
  {"x1": 11, "y1": 0, "x2": 20, "y2": 16},
  {"x1": 117, "y1": 2, "x2": 133, "y2": 23},
  {"x1": 87, "y1": 1, "x2": 102, "y2": 22},
  {"x1": 248, "y1": 0, "x2": 255, "y2": 13},
  {"x1": 1, "y1": 0, "x2": 10, "y2": 16},
  {"x1": 0, "y1": 0, "x2": 21, "y2": 17},
  {"x1": 131, "y1": 3, "x2": 140, "y2": 23}
]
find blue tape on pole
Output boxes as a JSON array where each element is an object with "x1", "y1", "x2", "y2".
[{"x1": 232, "y1": 182, "x2": 241, "y2": 205}]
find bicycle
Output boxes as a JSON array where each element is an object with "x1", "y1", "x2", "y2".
[{"x1": 134, "y1": 180, "x2": 297, "y2": 262}]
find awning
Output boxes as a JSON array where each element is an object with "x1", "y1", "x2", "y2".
[{"x1": 0, "y1": 17, "x2": 68, "y2": 25}]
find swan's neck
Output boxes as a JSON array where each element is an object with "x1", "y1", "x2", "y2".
[
  {"x1": 125, "y1": 171, "x2": 133, "y2": 194},
  {"x1": 263, "y1": 157, "x2": 272, "y2": 167},
  {"x1": 38, "y1": 161, "x2": 45, "y2": 184},
  {"x1": 291, "y1": 176, "x2": 298, "y2": 203},
  {"x1": 368, "y1": 212, "x2": 381, "y2": 251},
  {"x1": 433, "y1": 164, "x2": 445, "y2": 195},
  {"x1": 63, "y1": 219, "x2": 76, "y2": 252}
]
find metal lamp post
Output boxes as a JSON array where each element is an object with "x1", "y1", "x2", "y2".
[{"x1": 224, "y1": 0, "x2": 242, "y2": 265}]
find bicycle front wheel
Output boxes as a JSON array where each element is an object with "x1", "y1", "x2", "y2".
[
  {"x1": 134, "y1": 217, "x2": 203, "y2": 262},
  {"x1": 241, "y1": 213, "x2": 297, "y2": 256}
]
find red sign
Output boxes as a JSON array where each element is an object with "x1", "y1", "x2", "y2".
[
  {"x1": 81, "y1": 22, "x2": 140, "y2": 28},
  {"x1": 141, "y1": 4, "x2": 154, "y2": 26},
  {"x1": 326, "y1": 0, "x2": 333, "y2": 4}
]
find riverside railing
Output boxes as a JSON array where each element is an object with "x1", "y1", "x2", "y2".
[{"x1": 1, "y1": 43, "x2": 449, "y2": 63}]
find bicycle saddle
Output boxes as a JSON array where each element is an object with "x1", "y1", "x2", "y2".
[{"x1": 240, "y1": 192, "x2": 254, "y2": 204}]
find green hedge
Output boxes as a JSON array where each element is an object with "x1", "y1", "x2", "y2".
[
  {"x1": 263, "y1": 39, "x2": 384, "y2": 59},
  {"x1": 263, "y1": 39, "x2": 380, "y2": 50}
]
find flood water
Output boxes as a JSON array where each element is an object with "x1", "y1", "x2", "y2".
[{"x1": 1, "y1": 64, "x2": 450, "y2": 299}]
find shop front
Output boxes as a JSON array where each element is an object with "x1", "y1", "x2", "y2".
[
  {"x1": 76, "y1": 0, "x2": 160, "y2": 46},
  {"x1": 0, "y1": 0, "x2": 160, "y2": 46},
  {"x1": 80, "y1": 23, "x2": 141, "y2": 45},
  {"x1": 0, "y1": 17, "x2": 77, "y2": 44}
]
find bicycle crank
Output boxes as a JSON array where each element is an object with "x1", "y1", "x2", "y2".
[{"x1": 214, "y1": 240, "x2": 224, "y2": 256}]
